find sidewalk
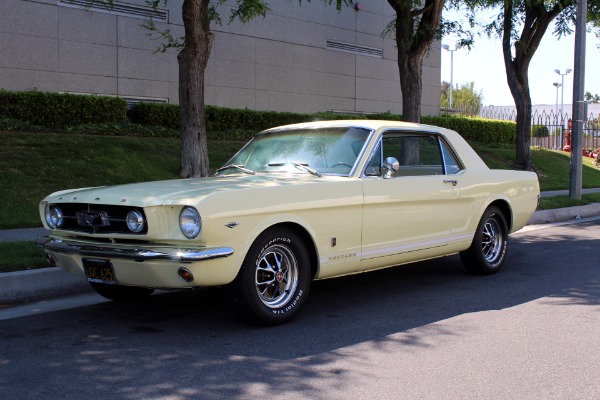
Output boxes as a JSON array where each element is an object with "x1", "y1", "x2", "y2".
[{"x1": 2, "y1": 191, "x2": 600, "y2": 305}]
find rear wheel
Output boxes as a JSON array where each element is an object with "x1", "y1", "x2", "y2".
[
  {"x1": 90, "y1": 282, "x2": 155, "y2": 302},
  {"x1": 460, "y1": 206, "x2": 508, "y2": 275},
  {"x1": 229, "y1": 227, "x2": 312, "y2": 325}
]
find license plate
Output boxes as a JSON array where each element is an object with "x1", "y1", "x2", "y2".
[{"x1": 83, "y1": 258, "x2": 116, "y2": 284}]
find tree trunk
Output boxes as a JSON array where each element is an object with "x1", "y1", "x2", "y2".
[
  {"x1": 389, "y1": 0, "x2": 445, "y2": 123},
  {"x1": 389, "y1": 0, "x2": 444, "y2": 164},
  {"x1": 178, "y1": 0, "x2": 213, "y2": 178},
  {"x1": 500, "y1": 2, "x2": 566, "y2": 172},
  {"x1": 397, "y1": 51, "x2": 424, "y2": 124}
]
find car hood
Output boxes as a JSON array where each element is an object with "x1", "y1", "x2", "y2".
[{"x1": 44, "y1": 174, "x2": 330, "y2": 207}]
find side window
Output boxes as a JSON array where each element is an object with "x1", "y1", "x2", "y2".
[
  {"x1": 382, "y1": 134, "x2": 444, "y2": 177},
  {"x1": 440, "y1": 139, "x2": 462, "y2": 175},
  {"x1": 364, "y1": 133, "x2": 462, "y2": 177}
]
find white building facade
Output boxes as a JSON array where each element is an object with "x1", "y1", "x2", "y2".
[{"x1": 0, "y1": 0, "x2": 441, "y2": 116}]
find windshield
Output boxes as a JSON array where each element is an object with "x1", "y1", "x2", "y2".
[{"x1": 216, "y1": 126, "x2": 371, "y2": 176}]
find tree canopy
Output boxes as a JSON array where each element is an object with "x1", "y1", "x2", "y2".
[
  {"x1": 441, "y1": 81, "x2": 483, "y2": 115},
  {"x1": 453, "y1": 0, "x2": 600, "y2": 170}
]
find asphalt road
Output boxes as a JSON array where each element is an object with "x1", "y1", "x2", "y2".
[{"x1": 1, "y1": 219, "x2": 599, "y2": 400}]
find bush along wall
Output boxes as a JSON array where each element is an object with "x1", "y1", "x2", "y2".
[
  {"x1": 0, "y1": 89, "x2": 516, "y2": 146},
  {"x1": 0, "y1": 90, "x2": 127, "y2": 129},
  {"x1": 422, "y1": 115, "x2": 516, "y2": 146},
  {"x1": 129, "y1": 102, "x2": 517, "y2": 145}
]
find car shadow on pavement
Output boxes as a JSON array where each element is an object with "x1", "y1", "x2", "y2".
[{"x1": 1, "y1": 222, "x2": 598, "y2": 400}]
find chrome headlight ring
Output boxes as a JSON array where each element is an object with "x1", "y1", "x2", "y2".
[
  {"x1": 126, "y1": 210, "x2": 145, "y2": 233},
  {"x1": 179, "y1": 206, "x2": 201, "y2": 239},
  {"x1": 45, "y1": 204, "x2": 64, "y2": 229}
]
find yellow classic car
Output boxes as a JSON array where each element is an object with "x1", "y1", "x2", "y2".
[{"x1": 36, "y1": 120, "x2": 539, "y2": 324}]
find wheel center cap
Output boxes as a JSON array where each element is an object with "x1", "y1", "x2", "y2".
[{"x1": 275, "y1": 271, "x2": 284, "y2": 282}]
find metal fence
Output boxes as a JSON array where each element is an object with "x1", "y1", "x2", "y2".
[{"x1": 442, "y1": 103, "x2": 600, "y2": 152}]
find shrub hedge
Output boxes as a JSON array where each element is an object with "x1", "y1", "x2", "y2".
[
  {"x1": 0, "y1": 90, "x2": 127, "y2": 129},
  {"x1": 128, "y1": 102, "x2": 517, "y2": 145},
  {"x1": 0, "y1": 89, "x2": 516, "y2": 145},
  {"x1": 531, "y1": 124, "x2": 550, "y2": 138}
]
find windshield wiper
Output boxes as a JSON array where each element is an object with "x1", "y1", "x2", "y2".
[
  {"x1": 268, "y1": 162, "x2": 322, "y2": 177},
  {"x1": 216, "y1": 164, "x2": 256, "y2": 175}
]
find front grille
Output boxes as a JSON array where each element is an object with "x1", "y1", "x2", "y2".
[{"x1": 54, "y1": 203, "x2": 148, "y2": 235}]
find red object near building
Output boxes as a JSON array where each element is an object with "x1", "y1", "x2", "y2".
[{"x1": 563, "y1": 119, "x2": 573, "y2": 152}]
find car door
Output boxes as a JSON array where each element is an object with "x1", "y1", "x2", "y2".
[{"x1": 360, "y1": 130, "x2": 471, "y2": 271}]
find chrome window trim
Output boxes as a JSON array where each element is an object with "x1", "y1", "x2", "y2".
[
  {"x1": 360, "y1": 129, "x2": 467, "y2": 178},
  {"x1": 438, "y1": 136, "x2": 465, "y2": 174}
]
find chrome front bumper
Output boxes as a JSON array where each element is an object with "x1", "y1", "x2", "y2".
[{"x1": 35, "y1": 236, "x2": 234, "y2": 263}]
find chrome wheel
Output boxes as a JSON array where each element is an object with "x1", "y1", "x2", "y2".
[
  {"x1": 230, "y1": 228, "x2": 311, "y2": 325},
  {"x1": 481, "y1": 214, "x2": 503, "y2": 264},
  {"x1": 255, "y1": 244, "x2": 299, "y2": 308},
  {"x1": 460, "y1": 206, "x2": 508, "y2": 275}
]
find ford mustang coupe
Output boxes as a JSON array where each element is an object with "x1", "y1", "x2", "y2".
[{"x1": 36, "y1": 120, "x2": 539, "y2": 324}]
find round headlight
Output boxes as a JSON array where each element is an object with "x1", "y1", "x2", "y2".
[
  {"x1": 179, "y1": 206, "x2": 201, "y2": 239},
  {"x1": 45, "y1": 205, "x2": 64, "y2": 228},
  {"x1": 126, "y1": 210, "x2": 145, "y2": 233}
]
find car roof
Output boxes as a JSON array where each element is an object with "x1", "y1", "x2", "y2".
[{"x1": 262, "y1": 119, "x2": 440, "y2": 133}]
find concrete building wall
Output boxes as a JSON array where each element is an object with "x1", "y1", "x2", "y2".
[{"x1": 0, "y1": 0, "x2": 441, "y2": 116}]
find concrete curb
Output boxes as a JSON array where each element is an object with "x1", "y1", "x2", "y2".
[
  {"x1": 527, "y1": 203, "x2": 600, "y2": 225},
  {"x1": 0, "y1": 267, "x2": 91, "y2": 304},
  {"x1": 2, "y1": 204, "x2": 600, "y2": 305}
]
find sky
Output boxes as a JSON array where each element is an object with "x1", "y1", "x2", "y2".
[{"x1": 440, "y1": 10, "x2": 600, "y2": 108}]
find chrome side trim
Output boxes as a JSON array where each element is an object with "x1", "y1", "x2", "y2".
[{"x1": 35, "y1": 236, "x2": 233, "y2": 263}]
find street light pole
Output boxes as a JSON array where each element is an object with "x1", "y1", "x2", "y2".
[
  {"x1": 554, "y1": 68, "x2": 573, "y2": 126},
  {"x1": 553, "y1": 82, "x2": 561, "y2": 149},
  {"x1": 569, "y1": 0, "x2": 587, "y2": 200},
  {"x1": 443, "y1": 43, "x2": 459, "y2": 110}
]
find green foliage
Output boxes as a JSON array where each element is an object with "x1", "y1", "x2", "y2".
[
  {"x1": 129, "y1": 102, "x2": 314, "y2": 136},
  {"x1": 440, "y1": 81, "x2": 483, "y2": 115},
  {"x1": 0, "y1": 88, "x2": 517, "y2": 146},
  {"x1": 423, "y1": 115, "x2": 516, "y2": 145},
  {"x1": 0, "y1": 132, "x2": 243, "y2": 229},
  {"x1": 128, "y1": 103, "x2": 180, "y2": 129},
  {"x1": 0, "y1": 118, "x2": 46, "y2": 132},
  {"x1": 0, "y1": 90, "x2": 127, "y2": 129},
  {"x1": 585, "y1": 91, "x2": 600, "y2": 103},
  {"x1": 65, "y1": 122, "x2": 180, "y2": 138},
  {"x1": 0, "y1": 241, "x2": 47, "y2": 272},
  {"x1": 127, "y1": 104, "x2": 515, "y2": 145},
  {"x1": 531, "y1": 124, "x2": 550, "y2": 137}
]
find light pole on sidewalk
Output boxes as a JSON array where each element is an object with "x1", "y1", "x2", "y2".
[
  {"x1": 443, "y1": 43, "x2": 459, "y2": 110},
  {"x1": 553, "y1": 82, "x2": 561, "y2": 149},
  {"x1": 554, "y1": 68, "x2": 572, "y2": 126}
]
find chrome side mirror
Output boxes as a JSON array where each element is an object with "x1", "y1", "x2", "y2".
[{"x1": 382, "y1": 157, "x2": 399, "y2": 179}]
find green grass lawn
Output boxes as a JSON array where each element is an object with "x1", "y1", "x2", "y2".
[
  {"x1": 0, "y1": 132, "x2": 244, "y2": 229},
  {"x1": 0, "y1": 241, "x2": 47, "y2": 272},
  {"x1": 2, "y1": 132, "x2": 600, "y2": 230},
  {"x1": 472, "y1": 144, "x2": 600, "y2": 191}
]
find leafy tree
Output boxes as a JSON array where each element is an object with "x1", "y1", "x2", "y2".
[
  {"x1": 531, "y1": 124, "x2": 550, "y2": 137},
  {"x1": 440, "y1": 81, "x2": 483, "y2": 115},
  {"x1": 464, "y1": 0, "x2": 600, "y2": 171},
  {"x1": 143, "y1": 0, "x2": 352, "y2": 177},
  {"x1": 585, "y1": 91, "x2": 600, "y2": 103},
  {"x1": 385, "y1": 0, "x2": 447, "y2": 123}
]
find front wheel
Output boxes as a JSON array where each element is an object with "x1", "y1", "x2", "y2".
[
  {"x1": 229, "y1": 227, "x2": 312, "y2": 325},
  {"x1": 460, "y1": 206, "x2": 508, "y2": 275},
  {"x1": 90, "y1": 282, "x2": 155, "y2": 302}
]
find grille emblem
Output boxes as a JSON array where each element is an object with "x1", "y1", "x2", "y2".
[{"x1": 76, "y1": 211, "x2": 110, "y2": 230}]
